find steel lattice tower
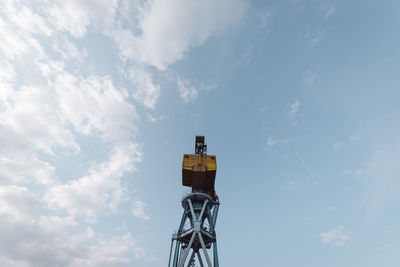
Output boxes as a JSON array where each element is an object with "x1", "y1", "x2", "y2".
[{"x1": 168, "y1": 136, "x2": 220, "y2": 267}]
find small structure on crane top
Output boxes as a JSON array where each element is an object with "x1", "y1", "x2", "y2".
[
  {"x1": 182, "y1": 136, "x2": 217, "y2": 200},
  {"x1": 168, "y1": 136, "x2": 220, "y2": 267}
]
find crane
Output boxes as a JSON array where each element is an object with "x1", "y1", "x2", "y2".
[{"x1": 168, "y1": 136, "x2": 220, "y2": 267}]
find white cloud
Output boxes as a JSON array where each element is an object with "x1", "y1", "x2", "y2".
[
  {"x1": 128, "y1": 67, "x2": 161, "y2": 109},
  {"x1": 0, "y1": 1, "x2": 150, "y2": 264},
  {"x1": 132, "y1": 200, "x2": 150, "y2": 220},
  {"x1": 0, "y1": 203, "x2": 146, "y2": 266},
  {"x1": 56, "y1": 74, "x2": 138, "y2": 145},
  {"x1": 8, "y1": 5, "x2": 53, "y2": 36},
  {"x1": 342, "y1": 146, "x2": 400, "y2": 225},
  {"x1": 0, "y1": 0, "x2": 246, "y2": 263},
  {"x1": 308, "y1": 30, "x2": 327, "y2": 48},
  {"x1": 48, "y1": 2, "x2": 89, "y2": 37},
  {"x1": 47, "y1": 0, "x2": 119, "y2": 37},
  {"x1": 0, "y1": 186, "x2": 41, "y2": 219},
  {"x1": 178, "y1": 77, "x2": 198, "y2": 103},
  {"x1": 202, "y1": 82, "x2": 218, "y2": 92},
  {"x1": 0, "y1": 60, "x2": 16, "y2": 85},
  {"x1": 343, "y1": 168, "x2": 367, "y2": 179},
  {"x1": 2, "y1": 73, "x2": 134, "y2": 154},
  {"x1": 289, "y1": 100, "x2": 301, "y2": 125},
  {"x1": 333, "y1": 141, "x2": 344, "y2": 151},
  {"x1": 285, "y1": 180, "x2": 304, "y2": 192},
  {"x1": 53, "y1": 36, "x2": 85, "y2": 62},
  {"x1": 289, "y1": 100, "x2": 300, "y2": 117},
  {"x1": 147, "y1": 113, "x2": 164, "y2": 123},
  {"x1": 350, "y1": 134, "x2": 360, "y2": 142},
  {"x1": 342, "y1": 150, "x2": 380, "y2": 180},
  {"x1": 266, "y1": 136, "x2": 277, "y2": 147},
  {"x1": 0, "y1": 85, "x2": 80, "y2": 156},
  {"x1": 115, "y1": 0, "x2": 247, "y2": 70},
  {"x1": 0, "y1": 7, "x2": 30, "y2": 58},
  {"x1": 321, "y1": 2, "x2": 336, "y2": 19},
  {"x1": 72, "y1": 233, "x2": 148, "y2": 266},
  {"x1": 44, "y1": 144, "x2": 142, "y2": 222},
  {"x1": 111, "y1": 26, "x2": 137, "y2": 62},
  {"x1": 235, "y1": 45, "x2": 254, "y2": 66},
  {"x1": 320, "y1": 226, "x2": 349, "y2": 246},
  {"x1": 147, "y1": 114, "x2": 157, "y2": 123},
  {"x1": 0, "y1": 156, "x2": 56, "y2": 185}
]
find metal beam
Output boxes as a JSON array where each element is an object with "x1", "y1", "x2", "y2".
[
  {"x1": 213, "y1": 241, "x2": 219, "y2": 267},
  {"x1": 179, "y1": 232, "x2": 196, "y2": 266},
  {"x1": 179, "y1": 228, "x2": 194, "y2": 239},
  {"x1": 198, "y1": 233, "x2": 212, "y2": 267},
  {"x1": 178, "y1": 211, "x2": 187, "y2": 231},
  {"x1": 171, "y1": 193, "x2": 219, "y2": 267},
  {"x1": 168, "y1": 239, "x2": 174, "y2": 267},
  {"x1": 197, "y1": 252, "x2": 204, "y2": 267},
  {"x1": 186, "y1": 251, "x2": 196, "y2": 267},
  {"x1": 187, "y1": 199, "x2": 196, "y2": 220},
  {"x1": 199, "y1": 199, "x2": 208, "y2": 221},
  {"x1": 206, "y1": 208, "x2": 215, "y2": 233},
  {"x1": 172, "y1": 240, "x2": 180, "y2": 267}
]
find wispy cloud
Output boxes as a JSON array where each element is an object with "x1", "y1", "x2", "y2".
[
  {"x1": 321, "y1": 2, "x2": 337, "y2": 20},
  {"x1": 147, "y1": 113, "x2": 164, "y2": 123},
  {"x1": 350, "y1": 134, "x2": 360, "y2": 142},
  {"x1": 44, "y1": 144, "x2": 142, "y2": 222},
  {"x1": 320, "y1": 226, "x2": 349, "y2": 246},
  {"x1": 266, "y1": 136, "x2": 277, "y2": 147},
  {"x1": 343, "y1": 168, "x2": 368, "y2": 179},
  {"x1": 178, "y1": 77, "x2": 198, "y2": 103},
  {"x1": 132, "y1": 201, "x2": 150, "y2": 220},
  {"x1": 289, "y1": 100, "x2": 300, "y2": 117},
  {"x1": 285, "y1": 180, "x2": 304, "y2": 192},
  {"x1": 289, "y1": 100, "x2": 301, "y2": 125},
  {"x1": 0, "y1": 186, "x2": 148, "y2": 266},
  {"x1": 128, "y1": 67, "x2": 161, "y2": 109},
  {"x1": 117, "y1": 0, "x2": 247, "y2": 70},
  {"x1": 333, "y1": 141, "x2": 344, "y2": 151},
  {"x1": 0, "y1": 0, "x2": 248, "y2": 265},
  {"x1": 307, "y1": 30, "x2": 327, "y2": 48},
  {"x1": 295, "y1": 151, "x2": 311, "y2": 172}
]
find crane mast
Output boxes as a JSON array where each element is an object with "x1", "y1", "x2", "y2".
[{"x1": 168, "y1": 136, "x2": 220, "y2": 267}]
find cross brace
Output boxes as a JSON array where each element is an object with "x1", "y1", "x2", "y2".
[{"x1": 169, "y1": 193, "x2": 220, "y2": 267}]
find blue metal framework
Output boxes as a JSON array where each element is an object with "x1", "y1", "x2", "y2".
[{"x1": 168, "y1": 192, "x2": 220, "y2": 267}]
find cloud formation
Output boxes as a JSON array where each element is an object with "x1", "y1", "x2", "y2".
[
  {"x1": 0, "y1": 185, "x2": 147, "y2": 267},
  {"x1": 128, "y1": 67, "x2": 161, "y2": 109},
  {"x1": 266, "y1": 136, "x2": 277, "y2": 147},
  {"x1": 44, "y1": 144, "x2": 142, "y2": 222},
  {"x1": 289, "y1": 100, "x2": 301, "y2": 125},
  {"x1": 178, "y1": 77, "x2": 199, "y2": 103},
  {"x1": 0, "y1": 0, "x2": 146, "y2": 265},
  {"x1": 132, "y1": 200, "x2": 150, "y2": 220},
  {"x1": 320, "y1": 226, "x2": 349, "y2": 246},
  {"x1": 0, "y1": 0, "x2": 244, "y2": 265},
  {"x1": 127, "y1": 0, "x2": 247, "y2": 70}
]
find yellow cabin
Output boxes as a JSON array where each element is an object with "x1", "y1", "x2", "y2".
[{"x1": 182, "y1": 136, "x2": 217, "y2": 199}]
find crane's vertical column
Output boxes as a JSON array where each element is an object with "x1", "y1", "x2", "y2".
[{"x1": 168, "y1": 136, "x2": 220, "y2": 267}]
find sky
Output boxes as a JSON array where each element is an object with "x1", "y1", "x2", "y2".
[{"x1": 1, "y1": 0, "x2": 400, "y2": 266}]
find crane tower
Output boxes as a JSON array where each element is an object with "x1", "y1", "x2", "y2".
[{"x1": 168, "y1": 136, "x2": 220, "y2": 267}]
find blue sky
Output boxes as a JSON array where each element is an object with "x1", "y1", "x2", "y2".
[{"x1": 1, "y1": 0, "x2": 400, "y2": 266}]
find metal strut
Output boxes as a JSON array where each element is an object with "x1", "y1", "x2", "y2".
[
  {"x1": 211, "y1": 201, "x2": 219, "y2": 228},
  {"x1": 170, "y1": 192, "x2": 219, "y2": 267}
]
